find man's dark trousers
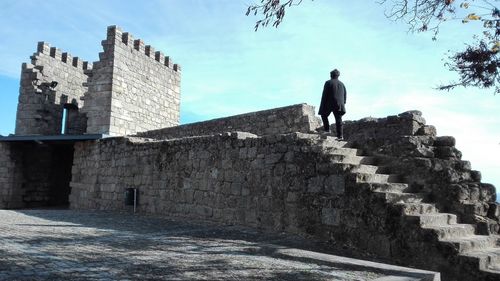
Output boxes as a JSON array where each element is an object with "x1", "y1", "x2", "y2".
[{"x1": 321, "y1": 111, "x2": 343, "y2": 138}]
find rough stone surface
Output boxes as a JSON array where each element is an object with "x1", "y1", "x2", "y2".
[
  {"x1": 0, "y1": 209, "x2": 439, "y2": 281},
  {"x1": 0, "y1": 142, "x2": 73, "y2": 209},
  {"x1": 343, "y1": 114, "x2": 499, "y2": 232},
  {"x1": 0, "y1": 142, "x2": 23, "y2": 208},
  {"x1": 69, "y1": 132, "x2": 337, "y2": 228}
]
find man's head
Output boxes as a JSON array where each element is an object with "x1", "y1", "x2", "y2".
[{"x1": 330, "y1": 69, "x2": 340, "y2": 79}]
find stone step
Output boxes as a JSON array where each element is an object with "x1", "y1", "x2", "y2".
[
  {"x1": 334, "y1": 163, "x2": 383, "y2": 174},
  {"x1": 375, "y1": 192, "x2": 427, "y2": 204},
  {"x1": 481, "y1": 267, "x2": 500, "y2": 276},
  {"x1": 414, "y1": 213, "x2": 458, "y2": 227},
  {"x1": 389, "y1": 192, "x2": 427, "y2": 204},
  {"x1": 329, "y1": 155, "x2": 377, "y2": 165},
  {"x1": 440, "y1": 235, "x2": 499, "y2": 254},
  {"x1": 489, "y1": 248, "x2": 500, "y2": 271},
  {"x1": 324, "y1": 147, "x2": 360, "y2": 157},
  {"x1": 317, "y1": 162, "x2": 382, "y2": 175},
  {"x1": 395, "y1": 202, "x2": 438, "y2": 215},
  {"x1": 318, "y1": 135, "x2": 350, "y2": 148},
  {"x1": 462, "y1": 246, "x2": 500, "y2": 271},
  {"x1": 355, "y1": 173, "x2": 400, "y2": 184},
  {"x1": 352, "y1": 164, "x2": 383, "y2": 174},
  {"x1": 369, "y1": 182, "x2": 412, "y2": 193},
  {"x1": 424, "y1": 224, "x2": 476, "y2": 240}
]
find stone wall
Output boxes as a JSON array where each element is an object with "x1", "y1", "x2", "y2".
[
  {"x1": 70, "y1": 133, "x2": 356, "y2": 234},
  {"x1": 15, "y1": 43, "x2": 90, "y2": 135},
  {"x1": 63, "y1": 130, "x2": 418, "y2": 232},
  {"x1": 0, "y1": 142, "x2": 52, "y2": 208},
  {"x1": 0, "y1": 142, "x2": 74, "y2": 208},
  {"x1": 81, "y1": 38, "x2": 113, "y2": 135},
  {"x1": 0, "y1": 143, "x2": 23, "y2": 208},
  {"x1": 84, "y1": 26, "x2": 181, "y2": 136},
  {"x1": 17, "y1": 144, "x2": 54, "y2": 207},
  {"x1": 136, "y1": 103, "x2": 321, "y2": 139}
]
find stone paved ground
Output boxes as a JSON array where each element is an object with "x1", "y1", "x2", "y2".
[{"x1": 0, "y1": 209, "x2": 430, "y2": 280}]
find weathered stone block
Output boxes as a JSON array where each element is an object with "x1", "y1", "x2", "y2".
[
  {"x1": 231, "y1": 183, "x2": 242, "y2": 196},
  {"x1": 416, "y1": 125, "x2": 437, "y2": 136},
  {"x1": 307, "y1": 176, "x2": 324, "y2": 193},
  {"x1": 321, "y1": 208, "x2": 340, "y2": 226},
  {"x1": 487, "y1": 203, "x2": 500, "y2": 219},
  {"x1": 434, "y1": 136, "x2": 456, "y2": 147},
  {"x1": 324, "y1": 175, "x2": 345, "y2": 194}
]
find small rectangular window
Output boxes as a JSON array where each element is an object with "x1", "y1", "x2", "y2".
[{"x1": 61, "y1": 108, "x2": 68, "y2": 134}]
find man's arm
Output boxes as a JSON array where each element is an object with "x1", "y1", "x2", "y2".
[
  {"x1": 344, "y1": 84, "x2": 347, "y2": 104},
  {"x1": 318, "y1": 81, "x2": 328, "y2": 114}
]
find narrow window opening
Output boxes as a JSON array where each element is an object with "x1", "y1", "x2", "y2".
[
  {"x1": 61, "y1": 107, "x2": 68, "y2": 134},
  {"x1": 61, "y1": 103, "x2": 79, "y2": 135}
]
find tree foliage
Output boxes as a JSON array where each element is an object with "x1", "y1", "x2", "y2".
[{"x1": 246, "y1": 0, "x2": 500, "y2": 94}]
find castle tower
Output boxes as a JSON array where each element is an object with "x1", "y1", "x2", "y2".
[
  {"x1": 83, "y1": 26, "x2": 181, "y2": 136},
  {"x1": 15, "y1": 43, "x2": 91, "y2": 135},
  {"x1": 14, "y1": 25, "x2": 181, "y2": 136}
]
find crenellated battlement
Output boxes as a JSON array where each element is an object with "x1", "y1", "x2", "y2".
[
  {"x1": 34, "y1": 42, "x2": 92, "y2": 71},
  {"x1": 106, "y1": 25, "x2": 181, "y2": 72}
]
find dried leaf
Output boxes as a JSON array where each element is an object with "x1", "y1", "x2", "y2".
[{"x1": 466, "y1": 13, "x2": 481, "y2": 20}]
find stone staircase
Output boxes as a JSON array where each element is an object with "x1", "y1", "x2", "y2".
[{"x1": 312, "y1": 134, "x2": 500, "y2": 280}]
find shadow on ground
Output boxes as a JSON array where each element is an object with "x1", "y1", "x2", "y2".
[{"x1": 0, "y1": 209, "x2": 435, "y2": 281}]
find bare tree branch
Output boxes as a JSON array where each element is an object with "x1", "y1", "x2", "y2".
[{"x1": 246, "y1": 0, "x2": 308, "y2": 31}]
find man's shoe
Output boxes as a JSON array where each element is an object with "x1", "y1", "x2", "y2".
[{"x1": 336, "y1": 136, "x2": 344, "y2": 141}]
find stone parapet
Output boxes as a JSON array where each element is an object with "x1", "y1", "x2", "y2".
[
  {"x1": 108, "y1": 26, "x2": 181, "y2": 72},
  {"x1": 343, "y1": 110, "x2": 431, "y2": 148},
  {"x1": 36, "y1": 42, "x2": 92, "y2": 71},
  {"x1": 136, "y1": 103, "x2": 321, "y2": 139}
]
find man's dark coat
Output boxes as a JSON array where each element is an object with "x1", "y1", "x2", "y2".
[{"x1": 318, "y1": 78, "x2": 346, "y2": 115}]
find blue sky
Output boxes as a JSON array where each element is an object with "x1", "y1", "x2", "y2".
[{"x1": 0, "y1": 0, "x2": 498, "y2": 195}]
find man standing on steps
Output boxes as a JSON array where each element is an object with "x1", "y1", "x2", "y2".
[{"x1": 318, "y1": 69, "x2": 347, "y2": 140}]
